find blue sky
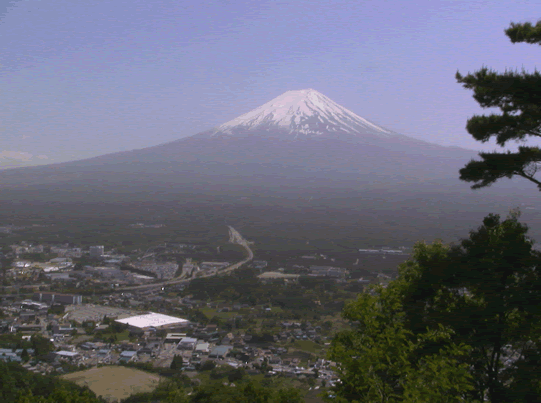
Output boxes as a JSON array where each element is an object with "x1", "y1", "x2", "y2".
[{"x1": 0, "y1": 0, "x2": 539, "y2": 164}]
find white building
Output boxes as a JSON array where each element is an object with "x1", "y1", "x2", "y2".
[{"x1": 115, "y1": 312, "x2": 189, "y2": 331}]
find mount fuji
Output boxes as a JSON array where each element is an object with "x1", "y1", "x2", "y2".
[
  {"x1": 207, "y1": 88, "x2": 394, "y2": 139},
  {"x1": 0, "y1": 88, "x2": 473, "y2": 190},
  {"x1": 0, "y1": 89, "x2": 537, "y2": 247}
]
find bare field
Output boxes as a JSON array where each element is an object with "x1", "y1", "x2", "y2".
[{"x1": 62, "y1": 366, "x2": 162, "y2": 402}]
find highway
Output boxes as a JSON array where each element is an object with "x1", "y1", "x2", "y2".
[
  {"x1": 0, "y1": 227, "x2": 254, "y2": 297},
  {"x1": 112, "y1": 226, "x2": 254, "y2": 292}
]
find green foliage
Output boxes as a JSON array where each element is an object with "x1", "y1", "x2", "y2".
[
  {"x1": 329, "y1": 282, "x2": 474, "y2": 403},
  {"x1": 170, "y1": 355, "x2": 184, "y2": 370},
  {"x1": 331, "y1": 212, "x2": 541, "y2": 403},
  {"x1": 456, "y1": 20, "x2": 541, "y2": 189},
  {"x1": 21, "y1": 348, "x2": 30, "y2": 362},
  {"x1": 30, "y1": 334, "x2": 55, "y2": 358},
  {"x1": 198, "y1": 360, "x2": 216, "y2": 371},
  {"x1": 506, "y1": 20, "x2": 541, "y2": 44},
  {"x1": 189, "y1": 379, "x2": 303, "y2": 403},
  {"x1": 398, "y1": 212, "x2": 541, "y2": 402},
  {"x1": 122, "y1": 375, "x2": 302, "y2": 403},
  {"x1": 0, "y1": 361, "x2": 102, "y2": 403},
  {"x1": 48, "y1": 304, "x2": 65, "y2": 315}
]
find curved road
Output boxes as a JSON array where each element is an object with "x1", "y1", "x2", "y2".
[{"x1": 113, "y1": 226, "x2": 254, "y2": 292}]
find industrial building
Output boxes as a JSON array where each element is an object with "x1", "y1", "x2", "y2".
[
  {"x1": 115, "y1": 312, "x2": 189, "y2": 331},
  {"x1": 32, "y1": 292, "x2": 82, "y2": 305}
]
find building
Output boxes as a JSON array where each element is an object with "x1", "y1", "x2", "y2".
[
  {"x1": 257, "y1": 272, "x2": 300, "y2": 284},
  {"x1": 52, "y1": 325, "x2": 74, "y2": 335},
  {"x1": 119, "y1": 350, "x2": 137, "y2": 363},
  {"x1": 89, "y1": 246, "x2": 104, "y2": 259},
  {"x1": 115, "y1": 312, "x2": 189, "y2": 332},
  {"x1": 164, "y1": 333, "x2": 186, "y2": 344},
  {"x1": 177, "y1": 337, "x2": 198, "y2": 350},
  {"x1": 209, "y1": 345, "x2": 233, "y2": 359},
  {"x1": 55, "y1": 351, "x2": 80, "y2": 361},
  {"x1": 20, "y1": 300, "x2": 48, "y2": 311},
  {"x1": 195, "y1": 342, "x2": 210, "y2": 354},
  {"x1": 48, "y1": 257, "x2": 73, "y2": 268},
  {"x1": 32, "y1": 292, "x2": 82, "y2": 305},
  {"x1": 309, "y1": 266, "x2": 348, "y2": 279},
  {"x1": 0, "y1": 349, "x2": 21, "y2": 363},
  {"x1": 45, "y1": 272, "x2": 75, "y2": 282}
]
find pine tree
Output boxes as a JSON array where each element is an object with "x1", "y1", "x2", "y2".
[{"x1": 457, "y1": 20, "x2": 541, "y2": 190}]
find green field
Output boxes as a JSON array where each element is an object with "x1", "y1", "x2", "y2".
[
  {"x1": 292, "y1": 340, "x2": 325, "y2": 354},
  {"x1": 62, "y1": 366, "x2": 162, "y2": 402}
]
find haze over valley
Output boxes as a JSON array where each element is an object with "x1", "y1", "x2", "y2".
[
  {"x1": 2, "y1": 2, "x2": 540, "y2": 402},
  {"x1": 0, "y1": 89, "x2": 539, "y2": 250}
]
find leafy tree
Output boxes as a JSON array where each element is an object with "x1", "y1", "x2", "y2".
[
  {"x1": 396, "y1": 212, "x2": 541, "y2": 402},
  {"x1": 330, "y1": 212, "x2": 541, "y2": 402},
  {"x1": 456, "y1": 20, "x2": 541, "y2": 190},
  {"x1": 0, "y1": 361, "x2": 102, "y2": 403},
  {"x1": 20, "y1": 348, "x2": 30, "y2": 362},
  {"x1": 30, "y1": 335, "x2": 54, "y2": 358},
  {"x1": 329, "y1": 282, "x2": 474, "y2": 403},
  {"x1": 199, "y1": 360, "x2": 216, "y2": 371},
  {"x1": 170, "y1": 355, "x2": 184, "y2": 370},
  {"x1": 227, "y1": 367, "x2": 245, "y2": 383}
]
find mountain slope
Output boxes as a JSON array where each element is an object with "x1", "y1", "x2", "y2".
[
  {"x1": 0, "y1": 89, "x2": 476, "y2": 188},
  {"x1": 1, "y1": 89, "x2": 539, "y2": 248}
]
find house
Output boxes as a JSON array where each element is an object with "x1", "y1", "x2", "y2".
[
  {"x1": 195, "y1": 342, "x2": 210, "y2": 354},
  {"x1": 80, "y1": 342, "x2": 98, "y2": 351},
  {"x1": 19, "y1": 311, "x2": 36, "y2": 322},
  {"x1": 52, "y1": 325, "x2": 74, "y2": 335},
  {"x1": 97, "y1": 349, "x2": 110, "y2": 357},
  {"x1": 0, "y1": 349, "x2": 21, "y2": 363},
  {"x1": 18, "y1": 324, "x2": 42, "y2": 333},
  {"x1": 119, "y1": 350, "x2": 137, "y2": 363},
  {"x1": 177, "y1": 337, "x2": 197, "y2": 350},
  {"x1": 209, "y1": 345, "x2": 233, "y2": 359},
  {"x1": 55, "y1": 351, "x2": 80, "y2": 361},
  {"x1": 164, "y1": 333, "x2": 186, "y2": 344},
  {"x1": 137, "y1": 347, "x2": 153, "y2": 355}
]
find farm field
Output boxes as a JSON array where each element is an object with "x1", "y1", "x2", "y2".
[{"x1": 62, "y1": 366, "x2": 162, "y2": 402}]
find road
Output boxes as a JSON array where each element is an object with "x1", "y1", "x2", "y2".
[
  {"x1": 112, "y1": 226, "x2": 254, "y2": 292},
  {"x1": 1, "y1": 227, "x2": 254, "y2": 297}
]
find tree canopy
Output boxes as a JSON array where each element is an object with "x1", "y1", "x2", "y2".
[
  {"x1": 457, "y1": 20, "x2": 541, "y2": 190},
  {"x1": 0, "y1": 361, "x2": 102, "y2": 403},
  {"x1": 330, "y1": 212, "x2": 541, "y2": 402}
]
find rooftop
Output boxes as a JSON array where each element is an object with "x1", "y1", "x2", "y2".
[
  {"x1": 115, "y1": 312, "x2": 189, "y2": 329},
  {"x1": 258, "y1": 272, "x2": 300, "y2": 279}
]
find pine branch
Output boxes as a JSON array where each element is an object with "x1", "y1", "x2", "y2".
[{"x1": 506, "y1": 21, "x2": 541, "y2": 45}]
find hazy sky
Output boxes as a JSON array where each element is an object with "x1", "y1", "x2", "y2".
[{"x1": 1, "y1": 0, "x2": 539, "y2": 164}]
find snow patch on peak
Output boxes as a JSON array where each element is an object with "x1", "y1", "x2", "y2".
[{"x1": 212, "y1": 89, "x2": 393, "y2": 138}]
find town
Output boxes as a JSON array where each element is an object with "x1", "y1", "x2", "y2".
[{"x1": 0, "y1": 226, "x2": 410, "y2": 402}]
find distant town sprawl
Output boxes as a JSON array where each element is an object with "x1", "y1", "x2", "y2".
[{"x1": 0, "y1": 228, "x2": 410, "y2": 395}]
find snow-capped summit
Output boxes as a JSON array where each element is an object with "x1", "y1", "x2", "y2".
[{"x1": 209, "y1": 89, "x2": 393, "y2": 139}]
